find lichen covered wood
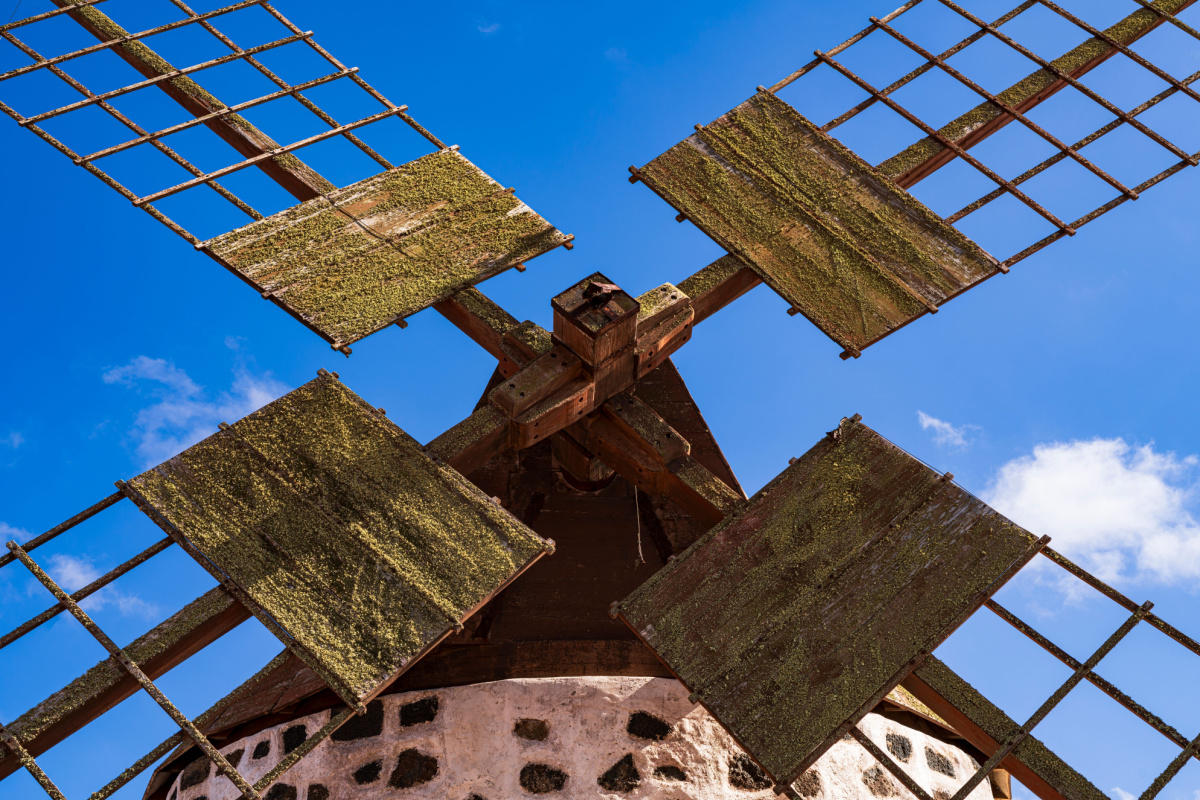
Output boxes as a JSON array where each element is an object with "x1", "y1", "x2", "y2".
[
  {"x1": 616, "y1": 418, "x2": 1042, "y2": 787},
  {"x1": 637, "y1": 91, "x2": 999, "y2": 353},
  {"x1": 124, "y1": 374, "x2": 551, "y2": 705},
  {"x1": 206, "y1": 150, "x2": 570, "y2": 345}
]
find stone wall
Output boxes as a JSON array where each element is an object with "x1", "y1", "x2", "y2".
[{"x1": 167, "y1": 677, "x2": 994, "y2": 800}]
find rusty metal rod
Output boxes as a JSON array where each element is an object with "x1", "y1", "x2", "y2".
[
  {"x1": 822, "y1": 1, "x2": 1038, "y2": 133},
  {"x1": 1141, "y1": 727, "x2": 1200, "y2": 800},
  {"x1": 935, "y1": 0, "x2": 1198, "y2": 165},
  {"x1": 814, "y1": 49, "x2": 1076, "y2": 234},
  {"x1": 81, "y1": 68, "x2": 357, "y2": 163},
  {"x1": 260, "y1": 2, "x2": 447, "y2": 150},
  {"x1": 768, "y1": 0, "x2": 926, "y2": 93},
  {"x1": 0, "y1": 0, "x2": 267, "y2": 82},
  {"x1": 6, "y1": 541, "x2": 264, "y2": 800},
  {"x1": 0, "y1": 491, "x2": 124, "y2": 570},
  {"x1": 870, "y1": 17, "x2": 1137, "y2": 199},
  {"x1": 1036, "y1": 0, "x2": 1200, "y2": 107},
  {"x1": 849, "y1": 726, "x2": 938, "y2": 800},
  {"x1": 947, "y1": 602, "x2": 1152, "y2": 800},
  {"x1": 166, "y1": 0, "x2": 394, "y2": 171},
  {"x1": 948, "y1": 66, "x2": 1200, "y2": 223},
  {"x1": 1131, "y1": 0, "x2": 1200, "y2": 41},
  {"x1": 2, "y1": 30, "x2": 263, "y2": 221},
  {"x1": 0, "y1": 537, "x2": 175, "y2": 651},
  {"x1": 985, "y1": 599, "x2": 1197, "y2": 760},
  {"x1": 1041, "y1": 546, "x2": 1200, "y2": 659},
  {"x1": 0, "y1": 720, "x2": 66, "y2": 800},
  {"x1": 247, "y1": 706, "x2": 356, "y2": 798},
  {"x1": 0, "y1": 0, "x2": 107, "y2": 32},
  {"x1": 135, "y1": 107, "x2": 408, "y2": 206},
  {"x1": 21, "y1": 32, "x2": 312, "y2": 125}
]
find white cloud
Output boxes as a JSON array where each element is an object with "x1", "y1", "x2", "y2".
[
  {"x1": 0, "y1": 522, "x2": 31, "y2": 544},
  {"x1": 1111, "y1": 788, "x2": 1135, "y2": 800},
  {"x1": 45, "y1": 553, "x2": 157, "y2": 617},
  {"x1": 477, "y1": 22, "x2": 499, "y2": 34},
  {"x1": 917, "y1": 411, "x2": 978, "y2": 450},
  {"x1": 104, "y1": 355, "x2": 288, "y2": 467},
  {"x1": 984, "y1": 438, "x2": 1200, "y2": 587},
  {"x1": 3, "y1": 432, "x2": 22, "y2": 449},
  {"x1": 605, "y1": 46, "x2": 628, "y2": 63}
]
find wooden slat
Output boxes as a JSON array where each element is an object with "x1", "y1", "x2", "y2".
[
  {"x1": 206, "y1": 150, "x2": 569, "y2": 346},
  {"x1": 51, "y1": 0, "x2": 333, "y2": 201},
  {"x1": 0, "y1": 587, "x2": 248, "y2": 780},
  {"x1": 126, "y1": 373, "x2": 552, "y2": 705},
  {"x1": 638, "y1": 92, "x2": 999, "y2": 353},
  {"x1": 878, "y1": 0, "x2": 1200, "y2": 188},
  {"x1": 616, "y1": 419, "x2": 1043, "y2": 786},
  {"x1": 903, "y1": 657, "x2": 1109, "y2": 800}
]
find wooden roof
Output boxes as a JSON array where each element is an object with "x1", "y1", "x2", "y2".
[
  {"x1": 207, "y1": 150, "x2": 569, "y2": 347},
  {"x1": 615, "y1": 417, "x2": 1044, "y2": 789},
  {"x1": 123, "y1": 372, "x2": 551, "y2": 707},
  {"x1": 637, "y1": 91, "x2": 1000, "y2": 354}
]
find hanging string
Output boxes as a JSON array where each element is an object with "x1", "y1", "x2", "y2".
[
  {"x1": 634, "y1": 486, "x2": 645, "y2": 566},
  {"x1": 7, "y1": 0, "x2": 24, "y2": 24}
]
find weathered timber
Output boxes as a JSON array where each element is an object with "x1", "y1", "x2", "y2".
[
  {"x1": 425, "y1": 404, "x2": 512, "y2": 475},
  {"x1": 206, "y1": 150, "x2": 569, "y2": 346},
  {"x1": 124, "y1": 372, "x2": 552, "y2": 705},
  {"x1": 513, "y1": 379, "x2": 595, "y2": 449},
  {"x1": 616, "y1": 418, "x2": 1045, "y2": 786},
  {"x1": 0, "y1": 587, "x2": 248, "y2": 780},
  {"x1": 634, "y1": 284, "x2": 694, "y2": 379},
  {"x1": 664, "y1": 454, "x2": 746, "y2": 529},
  {"x1": 604, "y1": 393, "x2": 690, "y2": 464},
  {"x1": 636, "y1": 283, "x2": 692, "y2": 330},
  {"x1": 434, "y1": 287, "x2": 520, "y2": 361},
  {"x1": 879, "y1": 0, "x2": 1200, "y2": 188},
  {"x1": 637, "y1": 91, "x2": 999, "y2": 353},
  {"x1": 552, "y1": 428, "x2": 616, "y2": 486},
  {"x1": 679, "y1": 255, "x2": 763, "y2": 325},
  {"x1": 902, "y1": 657, "x2": 1108, "y2": 800},
  {"x1": 552, "y1": 272, "x2": 640, "y2": 365},
  {"x1": 50, "y1": 0, "x2": 333, "y2": 201},
  {"x1": 491, "y1": 346, "x2": 583, "y2": 416}
]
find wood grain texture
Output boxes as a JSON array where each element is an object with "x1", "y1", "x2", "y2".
[
  {"x1": 903, "y1": 657, "x2": 1108, "y2": 800},
  {"x1": 207, "y1": 150, "x2": 568, "y2": 345},
  {"x1": 617, "y1": 419, "x2": 1042, "y2": 784},
  {"x1": 125, "y1": 373, "x2": 551, "y2": 705},
  {"x1": 638, "y1": 92, "x2": 998, "y2": 353}
]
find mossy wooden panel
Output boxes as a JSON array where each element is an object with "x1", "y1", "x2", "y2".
[
  {"x1": 207, "y1": 150, "x2": 569, "y2": 345},
  {"x1": 907, "y1": 657, "x2": 1108, "y2": 800},
  {"x1": 126, "y1": 374, "x2": 550, "y2": 704},
  {"x1": 638, "y1": 91, "x2": 999, "y2": 352},
  {"x1": 617, "y1": 420, "x2": 1040, "y2": 784}
]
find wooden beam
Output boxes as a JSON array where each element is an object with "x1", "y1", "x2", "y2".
[
  {"x1": 878, "y1": 0, "x2": 1200, "y2": 188},
  {"x1": 433, "y1": 287, "x2": 520, "y2": 363},
  {"x1": 425, "y1": 404, "x2": 512, "y2": 476},
  {"x1": 678, "y1": 255, "x2": 762, "y2": 325},
  {"x1": 0, "y1": 587, "x2": 249, "y2": 780},
  {"x1": 51, "y1": 0, "x2": 335, "y2": 201},
  {"x1": 901, "y1": 657, "x2": 1108, "y2": 800}
]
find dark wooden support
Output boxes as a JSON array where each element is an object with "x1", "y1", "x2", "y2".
[
  {"x1": 425, "y1": 404, "x2": 512, "y2": 475},
  {"x1": 0, "y1": 588, "x2": 250, "y2": 780},
  {"x1": 879, "y1": 0, "x2": 1200, "y2": 189},
  {"x1": 678, "y1": 255, "x2": 763, "y2": 325},
  {"x1": 51, "y1": 1, "x2": 335, "y2": 201}
]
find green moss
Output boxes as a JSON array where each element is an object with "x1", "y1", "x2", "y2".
[
  {"x1": 425, "y1": 404, "x2": 508, "y2": 464},
  {"x1": 208, "y1": 151, "x2": 566, "y2": 345},
  {"x1": 1, "y1": 588, "x2": 236, "y2": 750},
  {"x1": 455, "y1": 287, "x2": 519, "y2": 336},
  {"x1": 127, "y1": 375, "x2": 549, "y2": 702},
  {"x1": 879, "y1": 0, "x2": 1192, "y2": 178},
  {"x1": 636, "y1": 283, "x2": 687, "y2": 325},
  {"x1": 641, "y1": 92, "x2": 995, "y2": 352},
  {"x1": 619, "y1": 421, "x2": 1038, "y2": 781},
  {"x1": 507, "y1": 320, "x2": 554, "y2": 356},
  {"x1": 678, "y1": 255, "x2": 748, "y2": 299}
]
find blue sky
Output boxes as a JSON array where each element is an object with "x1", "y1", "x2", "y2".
[{"x1": 1, "y1": 0, "x2": 1198, "y2": 798}]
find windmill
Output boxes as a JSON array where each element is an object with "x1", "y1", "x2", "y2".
[{"x1": 1, "y1": 1, "x2": 1198, "y2": 799}]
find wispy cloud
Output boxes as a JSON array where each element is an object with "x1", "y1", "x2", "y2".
[
  {"x1": 3, "y1": 432, "x2": 22, "y2": 449},
  {"x1": 984, "y1": 438, "x2": 1200, "y2": 588},
  {"x1": 104, "y1": 354, "x2": 288, "y2": 467},
  {"x1": 0, "y1": 522, "x2": 31, "y2": 544},
  {"x1": 917, "y1": 411, "x2": 978, "y2": 450},
  {"x1": 604, "y1": 46, "x2": 628, "y2": 63},
  {"x1": 45, "y1": 553, "x2": 157, "y2": 617},
  {"x1": 1111, "y1": 788, "x2": 1135, "y2": 800},
  {"x1": 477, "y1": 22, "x2": 500, "y2": 34}
]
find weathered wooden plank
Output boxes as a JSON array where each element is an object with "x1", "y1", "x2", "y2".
[
  {"x1": 603, "y1": 393, "x2": 690, "y2": 464},
  {"x1": 434, "y1": 287, "x2": 520, "y2": 361},
  {"x1": 0, "y1": 587, "x2": 248, "y2": 780},
  {"x1": 125, "y1": 373, "x2": 552, "y2": 705},
  {"x1": 878, "y1": 0, "x2": 1200, "y2": 188},
  {"x1": 678, "y1": 255, "x2": 763, "y2": 325},
  {"x1": 425, "y1": 404, "x2": 512, "y2": 475},
  {"x1": 490, "y1": 346, "x2": 583, "y2": 417},
  {"x1": 638, "y1": 91, "x2": 999, "y2": 353},
  {"x1": 207, "y1": 150, "x2": 569, "y2": 346},
  {"x1": 616, "y1": 419, "x2": 1043, "y2": 786},
  {"x1": 903, "y1": 657, "x2": 1108, "y2": 800},
  {"x1": 51, "y1": 0, "x2": 333, "y2": 201}
]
